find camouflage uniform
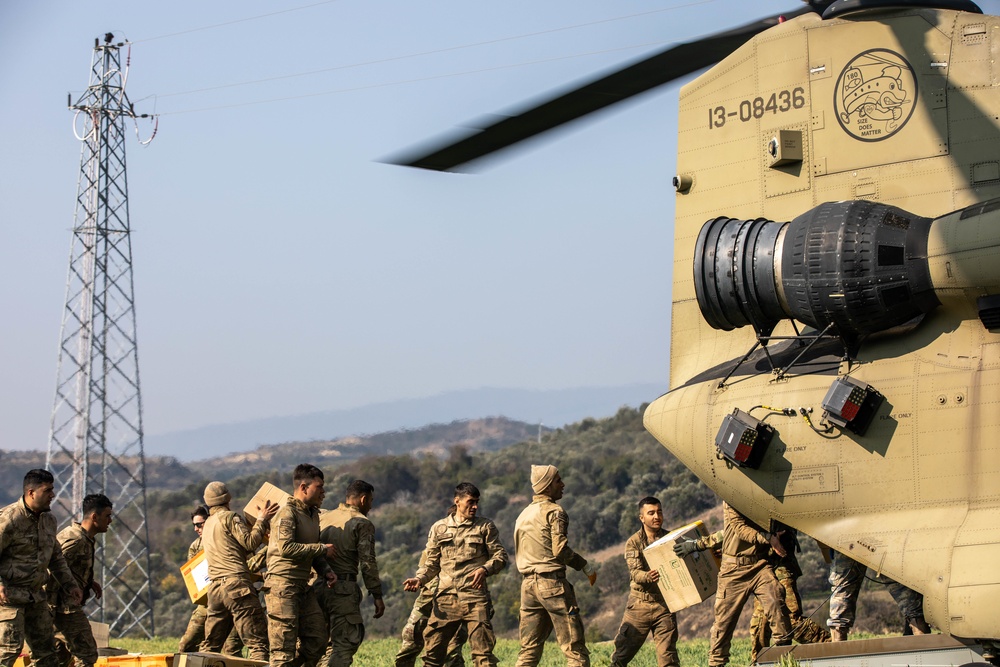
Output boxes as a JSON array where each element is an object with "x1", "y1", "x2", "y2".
[
  {"x1": 264, "y1": 497, "x2": 334, "y2": 667},
  {"x1": 201, "y1": 506, "x2": 271, "y2": 660},
  {"x1": 708, "y1": 503, "x2": 791, "y2": 667},
  {"x1": 178, "y1": 537, "x2": 208, "y2": 653},
  {"x1": 748, "y1": 530, "x2": 829, "y2": 663},
  {"x1": 316, "y1": 503, "x2": 383, "y2": 667},
  {"x1": 412, "y1": 513, "x2": 507, "y2": 667},
  {"x1": 0, "y1": 498, "x2": 77, "y2": 667},
  {"x1": 48, "y1": 523, "x2": 98, "y2": 667},
  {"x1": 610, "y1": 528, "x2": 678, "y2": 667},
  {"x1": 827, "y1": 551, "x2": 925, "y2": 633},
  {"x1": 394, "y1": 571, "x2": 467, "y2": 667},
  {"x1": 513, "y1": 494, "x2": 590, "y2": 667}
]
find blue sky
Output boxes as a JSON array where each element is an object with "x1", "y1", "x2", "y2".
[{"x1": 5, "y1": 0, "x2": 992, "y2": 451}]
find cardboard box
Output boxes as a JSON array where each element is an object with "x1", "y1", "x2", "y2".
[
  {"x1": 242, "y1": 482, "x2": 291, "y2": 526},
  {"x1": 90, "y1": 621, "x2": 110, "y2": 649},
  {"x1": 180, "y1": 549, "x2": 211, "y2": 605},
  {"x1": 175, "y1": 653, "x2": 267, "y2": 667},
  {"x1": 644, "y1": 520, "x2": 720, "y2": 612}
]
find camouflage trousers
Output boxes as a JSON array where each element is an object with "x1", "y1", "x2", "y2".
[
  {"x1": 827, "y1": 553, "x2": 923, "y2": 630},
  {"x1": 515, "y1": 573, "x2": 590, "y2": 667},
  {"x1": 709, "y1": 560, "x2": 791, "y2": 667},
  {"x1": 749, "y1": 568, "x2": 830, "y2": 663},
  {"x1": 203, "y1": 577, "x2": 268, "y2": 661},
  {"x1": 610, "y1": 595, "x2": 678, "y2": 667},
  {"x1": 52, "y1": 608, "x2": 97, "y2": 667},
  {"x1": 178, "y1": 604, "x2": 244, "y2": 655},
  {"x1": 179, "y1": 605, "x2": 208, "y2": 653},
  {"x1": 317, "y1": 580, "x2": 366, "y2": 667},
  {"x1": 0, "y1": 600, "x2": 57, "y2": 667},
  {"x1": 265, "y1": 580, "x2": 329, "y2": 667},
  {"x1": 423, "y1": 594, "x2": 495, "y2": 667},
  {"x1": 394, "y1": 605, "x2": 466, "y2": 667}
]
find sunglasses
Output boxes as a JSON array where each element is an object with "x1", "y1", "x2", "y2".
[{"x1": 193, "y1": 522, "x2": 206, "y2": 529}]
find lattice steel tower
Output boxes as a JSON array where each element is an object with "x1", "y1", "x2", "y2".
[{"x1": 48, "y1": 33, "x2": 156, "y2": 638}]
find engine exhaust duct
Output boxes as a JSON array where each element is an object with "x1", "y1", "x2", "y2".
[{"x1": 693, "y1": 200, "x2": 941, "y2": 340}]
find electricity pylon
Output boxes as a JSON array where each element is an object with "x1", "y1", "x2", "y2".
[{"x1": 47, "y1": 33, "x2": 157, "y2": 638}]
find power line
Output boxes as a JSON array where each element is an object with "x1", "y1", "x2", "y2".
[
  {"x1": 147, "y1": 0, "x2": 720, "y2": 99},
  {"x1": 156, "y1": 39, "x2": 674, "y2": 116},
  {"x1": 133, "y1": 0, "x2": 347, "y2": 43}
]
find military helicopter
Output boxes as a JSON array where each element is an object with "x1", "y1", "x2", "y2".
[{"x1": 392, "y1": 0, "x2": 1000, "y2": 652}]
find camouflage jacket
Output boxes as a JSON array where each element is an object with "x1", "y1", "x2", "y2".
[
  {"x1": 266, "y1": 496, "x2": 332, "y2": 586},
  {"x1": 203, "y1": 506, "x2": 269, "y2": 580},
  {"x1": 721, "y1": 502, "x2": 771, "y2": 563},
  {"x1": 696, "y1": 530, "x2": 723, "y2": 552},
  {"x1": 48, "y1": 522, "x2": 94, "y2": 610},
  {"x1": 624, "y1": 528, "x2": 667, "y2": 605},
  {"x1": 414, "y1": 513, "x2": 507, "y2": 602},
  {"x1": 0, "y1": 498, "x2": 76, "y2": 605},
  {"x1": 319, "y1": 503, "x2": 382, "y2": 598},
  {"x1": 188, "y1": 536, "x2": 202, "y2": 561},
  {"x1": 514, "y1": 494, "x2": 587, "y2": 575}
]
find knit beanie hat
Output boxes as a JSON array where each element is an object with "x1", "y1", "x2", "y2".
[
  {"x1": 204, "y1": 481, "x2": 231, "y2": 508},
  {"x1": 530, "y1": 465, "x2": 558, "y2": 494}
]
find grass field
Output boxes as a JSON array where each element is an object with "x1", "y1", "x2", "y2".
[{"x1": 113, "y1": 636, "x2": 755, "y2": 667}]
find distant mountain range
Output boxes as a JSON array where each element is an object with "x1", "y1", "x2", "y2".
[{"x1": 145, "y1": 384, "x2": 665, "y2": 461}]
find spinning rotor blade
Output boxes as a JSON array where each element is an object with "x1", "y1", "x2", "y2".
[{"x1": 391, "y1": 6, "x2": 812, "y2": 172}]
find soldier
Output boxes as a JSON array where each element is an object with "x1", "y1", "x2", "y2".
[
  {"x1": 513, "y1": 465, "x2": 596, "y2": 667},
  {"x1": 49, "y1": 494, "x2": 113, "y2": 667},
  {"x1": 317, "y1": 480, "x2": 384, "y2": 667},
  {"x1": 609, "y1": 496, "x2": 677, "y2": 667},
  {"x1": 178, "y1": 506, "x2": 210, "y2": 653},
  {"x1": 200, "y1": 481, "x2": 278, "y2": 660},
  {"x1": 265, "y1": 464, "x2": 337, "y2": 667},
  {"x1": 746, "y1": 526, "x2": 830, "y2": 662},
  {"x1": 827, "y1": 551, "x2": 930, "y2": 640},
  {"x1": 0, "y1": 469, "x2": 83, "y2": 667},
  {"x1": 394, "y1": 562, "x2": 468, "y2": 667},
  {"x1": 706, "y1": 502, "x2": 791, "y2": 667},
  {"x1": 403, "y1": 483, "x2": 507, "y2": 667}
]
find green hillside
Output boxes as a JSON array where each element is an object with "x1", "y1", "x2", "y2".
[{"x1": 5, "y1": 407, "x2": 914, "y2": 640}]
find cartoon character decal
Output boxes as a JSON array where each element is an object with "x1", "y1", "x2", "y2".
[{"x1": 834, "y1": 49, "x2": 917, "y2": 142}]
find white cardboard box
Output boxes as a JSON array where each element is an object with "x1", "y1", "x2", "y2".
[
  {"x1": 242, "y1": 481, "x2": 291, "y2": 526},
  {"x1": 643, "y1": 520, "x2": 720, "y2": 612},
  {"x1": 175, "y1": 652, "x2": 266, "y2": 667}
]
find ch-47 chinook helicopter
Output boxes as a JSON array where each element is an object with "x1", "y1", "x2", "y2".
[{"x1": 392, "y1": 0, "x2": 1000, "y2": 655}]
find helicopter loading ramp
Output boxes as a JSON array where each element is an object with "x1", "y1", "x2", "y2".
[{"x1": 757, "y1": 633, "x2": 988, "y2": 667}]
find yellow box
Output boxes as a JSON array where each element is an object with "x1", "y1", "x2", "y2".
[
  {"x1": 180, "y1": 549, "x2": 211, "y2": 604},
  {"x1": 643, "y1": 520, "x2": 720, "y2": 612},
  {"x1": 96, "y1": 654, "x2": 174, "y2": 667},
  {"x1": 175, "y1": 652, "x2": 267, "y2": 667},
  {"x1": 242, "y1": 482, "x2": 291, "y2": 526}
]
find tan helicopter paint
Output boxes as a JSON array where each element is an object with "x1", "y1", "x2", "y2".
[{"x1": 645, "y1": 8, "x2": 1000, "y2": 639}]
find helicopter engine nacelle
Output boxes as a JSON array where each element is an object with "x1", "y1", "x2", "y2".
[{"x1": 693, "y1": 200, "x2": 940, "y2": 340}]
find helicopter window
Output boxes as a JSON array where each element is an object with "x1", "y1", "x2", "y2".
[{"x1": 877, "y1": 245, "x2": 905, "y2": 266}]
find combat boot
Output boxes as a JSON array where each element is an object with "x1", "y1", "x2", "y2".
[
  {"x1": 831, "y1": 628, "x2": 849, "y2": 642},
  {"x1": 906, "y1": 616, "x2": 931, "y2": 634}
]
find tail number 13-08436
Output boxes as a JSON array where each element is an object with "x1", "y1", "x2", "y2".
[{"x1": 708, "y1": 88, "x2": 806, "y2": 129}]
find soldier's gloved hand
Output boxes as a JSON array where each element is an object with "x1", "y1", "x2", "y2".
[
  {"x1": 373, "y1": 596, "x2": 385, "y2": 619},
  {"x1": 673, "y1": 540, "x2": 698, "y2": 557},
  {"x1": 324, "y1": 571, "x2": 338, "y2": 588},
  {"x1": 91, "y1": 580, "x2": 103, "y2": 600},
  {"x1": 583, "y1": 563, "x2": 598, "y2": 587},
  {"x1": 68, "y1": 587, "x2": 84, "y2": 606}
]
